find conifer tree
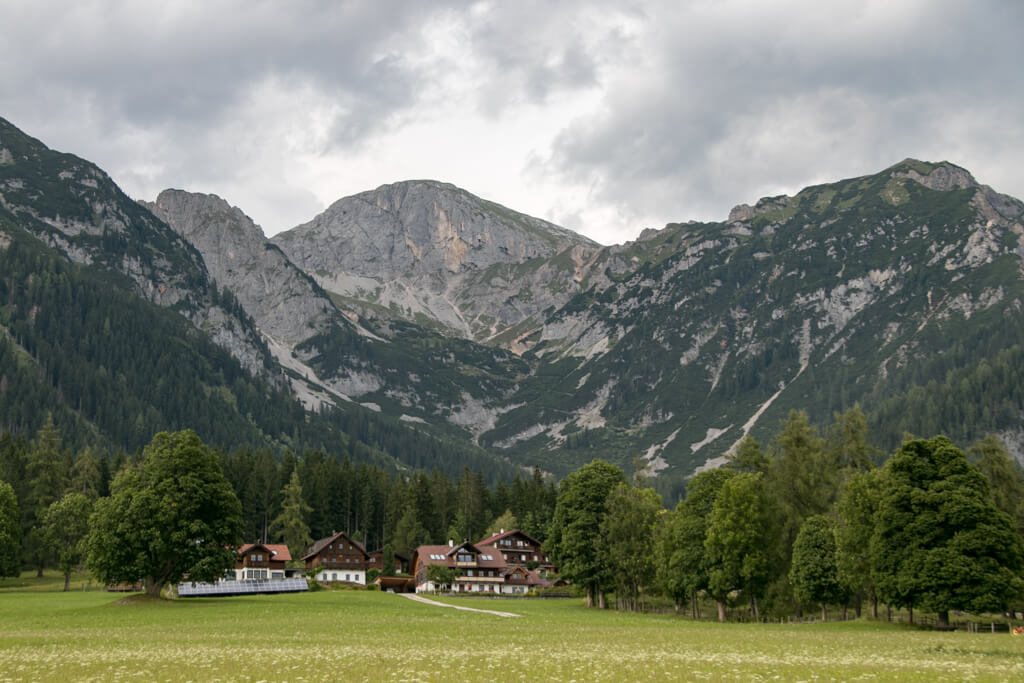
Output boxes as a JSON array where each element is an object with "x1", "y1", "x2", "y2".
[
  {"x1": 269, "y1": 469, "x2": 313, "y2": 564},
  {"x1": 0, "y1": 480, "x2": 20, "y2": 577},
  {"x1": 24, "y1": 414, "x2": 67, "y2": 576}
]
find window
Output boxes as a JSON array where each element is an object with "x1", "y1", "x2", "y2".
[
  {"x1": 467, "y1": 569, "x2": 474, "y2": 577},
  {"x1": 345, "y1": 574, "x2": 351, "y2": 581},
  {"x1": 251, "y1": 553, "x2": 257, "y2": 562},
  {"x1": 457, "y1": 553, "x2": 473, "y2": 563}
]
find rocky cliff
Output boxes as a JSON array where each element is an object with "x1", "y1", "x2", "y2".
[{"x1": 272, "y1": 180, "x2": 600, "y2": 341}]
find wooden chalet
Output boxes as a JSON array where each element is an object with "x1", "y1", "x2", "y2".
[
  {"x1": 413, "y1": 530, "x2": 551, "y2": 594},
  {"x1": 234, "y1": 542, "x2": 291, "y2": 581},
  {"x1": 303, "y1": 531, "x2": 370, "y2": 584},
  {"x1": 474, "y1": 528, "x2": 555, "y2": 574},
  {"x1": 367, "y1": 548, "x2": 409, "y2": 575}
]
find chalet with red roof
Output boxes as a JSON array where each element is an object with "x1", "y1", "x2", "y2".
[
  {"x1": 303, "y1": 531, "x2": 370, "y2": 584},
  {"x1": 475, "y1": 529, "x2": 555, "y2": 574},
  {"x1": 412, "y1": 529, "x2": 551, "y2": 594},
  {"x1": 234, "y1": 542, "x2": 291, "y2": 581}
]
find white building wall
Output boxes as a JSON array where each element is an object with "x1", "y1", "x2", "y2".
[{"x1": 315, "y1": 569, "x2": 366, "y2": 584}]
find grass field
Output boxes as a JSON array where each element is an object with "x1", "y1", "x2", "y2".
[{"x1": 1, "y1": 580, "x2": 1023, "y2": 681}]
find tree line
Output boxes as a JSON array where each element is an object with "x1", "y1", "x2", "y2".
[
  {"x1": 0, "y1": 415, "x2": 556, "y2": 588},
  {"x1": 547, "y1": 406, "x2": 1024, "y2": 625},
  {"x1": 4, "y1": 405, "x2": 1022, "y2": 625}
]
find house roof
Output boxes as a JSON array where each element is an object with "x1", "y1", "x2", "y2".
[
  {"x1": 474, "y1": 528, "x2": 544, "y2": 549},
  {"x1": 414, "y1": 543, "x2": 506, "y2": 570},
  {"x1": 302, "y1": 531, "x2": 368, "y2": 562},
  {"x1": 238, "y1": 543, "x2": 292, "y2": 562}
]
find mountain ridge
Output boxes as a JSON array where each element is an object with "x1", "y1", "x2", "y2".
[{"x1": 6, "y1": 113, "x2": 1024, "y2": 490}]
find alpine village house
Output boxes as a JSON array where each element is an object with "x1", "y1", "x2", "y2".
[{"x1": 412, "y1": 529, "x2": 557, "y2": 594}]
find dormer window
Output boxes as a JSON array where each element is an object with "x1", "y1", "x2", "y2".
[{"x1": 456, "y1": 552, "x2": 474, "y2": 563}]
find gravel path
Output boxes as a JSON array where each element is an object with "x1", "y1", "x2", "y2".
[{"x1": 400, "y1": 592, "x2": 521, "y2": 618}]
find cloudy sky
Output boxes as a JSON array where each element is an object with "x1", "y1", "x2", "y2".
[{"x1": 2, "y1": 1, "x2": 1021, "y2": 245}]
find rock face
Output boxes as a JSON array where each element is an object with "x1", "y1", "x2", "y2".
[
  {"x1": 272, "y1": 180, "x2": 599, "y2": 341},
  {"x1": 144, "y1": 190, "x2": 341, "y2": 347}
]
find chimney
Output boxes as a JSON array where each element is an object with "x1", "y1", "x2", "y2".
[
  {"x1": 448, "y1": 539, "x2": 453, "y2": 547},
  {"x1": 500, "y1": 528, "x2": 504, "y2": 534}
]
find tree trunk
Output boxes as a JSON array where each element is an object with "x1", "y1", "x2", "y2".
[
  {"x1": 821, "y1": 604, "x2": 827, "y2": 622},
  {"x1": 63, "y1": 571, "x2": 71, "y2": 592},
  {"x1": 585, "y1": 587, "x2": 594, "y2": 608},
  {"x1": 717, "y1": 600, "x2": 727, "y2": 622},
  {"x1": 908, "y1": 604, "x2": 913, "y2": 624},
  {"x1": 938, "y1": 610, "x2": 949, "y2": 628},
  {"x1": 842, "y1": 604, "x2": 848, "y2": 621},
  {"x1": 598, "y1": 591, "x2": 607, "y2": 609},
  {"x1": 145, "y1": 578, "x2": 164, "y2": 598},
  {"x1": 871, "y1": 596, "x2": 878, "y2": 620},
  {"x1": 752, "y1": 595, "x2": 760, "y2": 621}
]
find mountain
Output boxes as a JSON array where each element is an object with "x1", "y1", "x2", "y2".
[
  {"x1": 162, "y1": 156, "x2": 1024, "y2": 489},
  {"x1": 5, "y1": 113, "x2": 1024, "y2": 490},
  {"x1": 480, "y1": 159, "x2": 1024, "y2": 483},
  {"x1": 0, "y1": 116, "x2": 521, "y2": 482},
  {"x1": 272, "y1": 180, "x2": 599, "y2": 344}
]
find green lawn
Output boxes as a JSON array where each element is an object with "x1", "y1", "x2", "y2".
[{"x1": 1, "y1": 585, "x2": 1023, "y2": 681}]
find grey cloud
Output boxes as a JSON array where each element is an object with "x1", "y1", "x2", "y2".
[{"x1": 546, "y1": 0, "x2": 1024, "y2": 228}]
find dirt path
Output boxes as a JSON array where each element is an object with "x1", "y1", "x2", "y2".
[{"x1": 400, "y1": 593, "x2": 521, "y2": 618}]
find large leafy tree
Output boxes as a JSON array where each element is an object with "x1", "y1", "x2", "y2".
[
  {"x1": 86, "y1": 430, "x2": 242, "y2": 597},
  {"x1": 705, "y1": 471, "x2": 775, "y2": 621},
  {"x1": 0, "y1": 480, "x2": 20, "y2": 577},
  {"x1": 600, "y1": 483, "x2": 662, "y2": 611},
  {"x1": 870, "y1": 436, "x2": 1024, "y2": 626},
  {"x1": 546, "y1": 459, "x2": 626, "y2": 608},
  {"x1": 789, "y1": 514, "x2": 845, "y2": 621},
  {"x1": 41, "y1": 492, "x2": 92, "y2": 591}
]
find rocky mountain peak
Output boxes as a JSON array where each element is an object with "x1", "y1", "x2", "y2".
[
  {"x1": 273, "y1": 179, "x2": 597, "y2": 279},
  {"x1": 144, "y1": 189, "x2": 342, "y2": 348}
]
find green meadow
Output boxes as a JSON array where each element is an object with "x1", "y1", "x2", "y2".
[{"x1": 1, "y1": 580, "x2": 1023, "y2": 681}]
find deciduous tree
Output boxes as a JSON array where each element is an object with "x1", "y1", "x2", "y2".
[
  {"x1": 601, "y1": 483, "x2": 662, "y2": 611},
  {"x1": 834, "y1": 469, "x2": 883, "y2": 617},
  {"x1": 547, "y1": 460, "x2": 626, "y2": 608},
  {"x1": 705, "y1": 472, "x2": 775, "y2": 621},
  {"x1": 86, "y1": 430, "x2": 242, "y2": 598},
  {"x1": 657, "y1": 468, "x2": 736, "y2": 616},
  {"x1": 870, "y1": 436, "x2": 1024, "y2": 626},
  {"x1": 41, "y1": 492, "x2": 92, "y2": 591},
  {"x1": 789, "y1": 515, "x2": 844, "y2": 621}
]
